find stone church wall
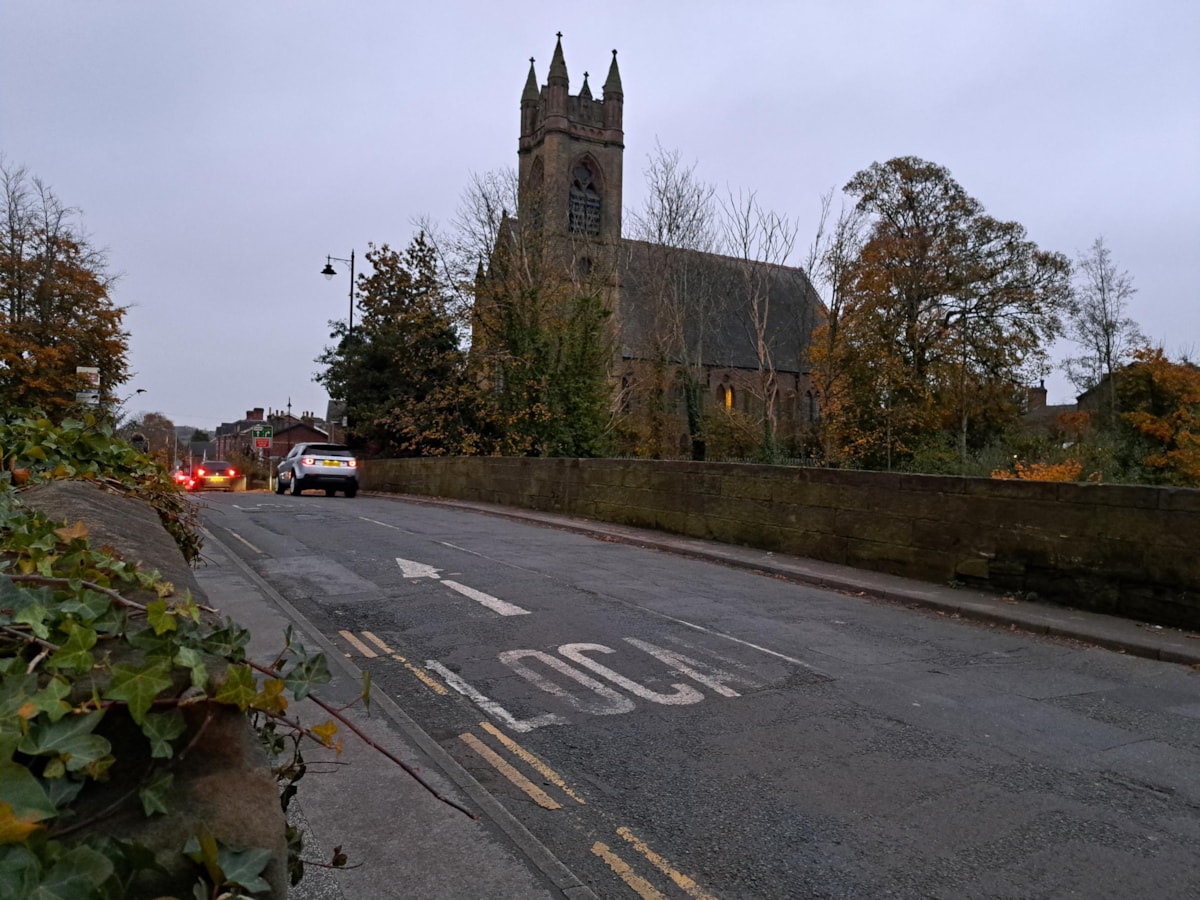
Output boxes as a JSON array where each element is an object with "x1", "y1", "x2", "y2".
[{"x1": 360, "y1": 457, "x2": 1200, "y2": 631}]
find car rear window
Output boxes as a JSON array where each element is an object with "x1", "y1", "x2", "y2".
[
  {"x1": 306, "y1": 445, "x2": 353, "y2": 457},
  {"x1": 202, "y1": 461, "x2": 232, "y2": 470}
]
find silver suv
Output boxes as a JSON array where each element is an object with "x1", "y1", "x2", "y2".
[{"x1": 276, "y1": 442, "x2": 359, "y2": 497}]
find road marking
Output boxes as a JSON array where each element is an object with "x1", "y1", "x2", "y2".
[
  {"x1": 616, "y1": 826, "x2": 715, "y2": 900},
  {"x1": 499, "y1": 650, "x2": 635, "y2": 715},
  {"x1": 226, "y1": 530, "x2": 263, "y2": 554},
  {"x1": 359, "y1": 632, "x2": 449, "y2": 695},
  {"x1": 459, "y1": 732, "x2": 561, "y2": 810},
  {"x1": 591, "y1": 842, "x2": 664, "y2": 900},
  {"x1": 360, "y1": 516, "x2": 402, "y2": 529},
  {"x1": 479, "y1": 722, "x2": 585, "y2": 805},
  {"x1": 396, "y1": 556, "x2": 442, "y2": 579},
  {"x1": 395, "y1": 557, "x2": 530, "y2": 615},
  {"x1": 442, "y1": 579, "x2": 530, "y2": 616},
  {"x1": 426, "y1": 660, "x2": 566, "y2": 733},
  {"x1": 624, "y1": 638, "x2": 742, "y2": 696},
  {"x1": 339, "y1": 630, "x2": 378, "y2": 658},
  {"x1": 628, "y1": 605, "x2": 819, "y2": 670},
  {"x1": 559, "y1": 643, "x2": 704, "y2": 705}
]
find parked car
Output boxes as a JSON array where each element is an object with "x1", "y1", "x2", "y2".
[
  {"x1": 187, "y1": 461, "x2": 241, "y2": 492},
  {"x1": 276, "y1": 442, "x2": 358, "y2": 497}
]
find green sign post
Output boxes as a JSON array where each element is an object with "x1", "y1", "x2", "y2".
[{"x1": 251, "y1": 424, "x2": 272, "y2": 450}]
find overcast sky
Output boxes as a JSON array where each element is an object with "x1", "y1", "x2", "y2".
[{"x1": 3, "y1": 1, "x2": 1197, "y2": 431}]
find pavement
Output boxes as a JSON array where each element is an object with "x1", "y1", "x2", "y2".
[{"x1": 194, "y1": 492, "x2": 1200, "y2": 899}]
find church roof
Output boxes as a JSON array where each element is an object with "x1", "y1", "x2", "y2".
[{"x1": 617, "y1": 239, "x2": 822, "y2": 374}]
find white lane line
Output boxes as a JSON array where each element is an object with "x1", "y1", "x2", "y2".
[
  {"x1": 425, "y1": 660, "x2": 565, "y2": 733},
  {"x1": 442, "y1": 579, "x2": 530, "y2": 616},
  {"x1": 361, "y1": 516, "x2": 403, "y2": 530},
  {"x1": 227, "y1": 530, "x2": 263, "y2": 554},
  {"x1": 628, "y1": 605, "x2": 820, "y2": 671}
]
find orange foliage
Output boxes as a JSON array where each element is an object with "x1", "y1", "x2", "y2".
[{"x1": 991, "y1": 459, "x2": 1084, "y2": 482}]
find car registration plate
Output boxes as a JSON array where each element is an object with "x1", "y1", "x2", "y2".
[
  {"x1": 322, "y1": 460, "x2": 342, "y2": 467},
  {"x1": 209, "y1": 476, "x2": 225, "y2": 483}
]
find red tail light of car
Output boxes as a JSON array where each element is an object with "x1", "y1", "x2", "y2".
[
  {"x1": 226, "y1": 468, "x2": 238, "y2": 477},
  {"x1": 302, "y1": 457, "x2": 315, "y2": 465},
  {"x1": 196, "y1": 467, "x2": 207, "y2": 477},
  {"x1": 347, "y1": 459, "x2": 357, "y2": 468}
]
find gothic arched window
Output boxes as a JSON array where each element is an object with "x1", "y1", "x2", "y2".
[{"x1": 568, "y1": 162, "x2": 601, "y2": 235}]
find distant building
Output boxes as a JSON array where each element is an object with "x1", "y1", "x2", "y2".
[{"x1": 214, "y1": 407, "x2": 328, "y2": 461}]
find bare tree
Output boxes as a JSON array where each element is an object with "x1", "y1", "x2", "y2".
[
  {"x1": 625, "y1": 143, "x2": 719, "y2": 458},
  {"x1": 718, "y1": 188, "x2": 799, "y2": 461},
  {"x1": 1064, "y1": 236, "x2": 1145, "y2": 420},
  {"x1": 803, "y1": 190, "x2": 865, "y2": 462}
]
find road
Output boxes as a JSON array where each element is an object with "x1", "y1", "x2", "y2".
[{"x1": 196, "y1": 492, "x2": 1200, "y2": 899}]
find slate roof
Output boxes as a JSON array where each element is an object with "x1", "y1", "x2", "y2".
[{"x1": 617, "y1": 239, "x2": 823, "y2": 373}]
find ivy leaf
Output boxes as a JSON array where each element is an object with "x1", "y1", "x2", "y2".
[
  {"x1": 173, "y1": 646, "x2": 209, "y2": 690},
  {"x1": 200, "y1": 623, "x2": 250, "y2": 661},
  {"x1": 18, "y1": 711, "x2": 111, "y2": 772},
  {"x1": 146, "y1": 598, "x2": 176, "y2": 636},
  {"x1": 141, "y1": 709, "x2": 187, "y2": 759},
  {"x1": 38, "y1": 843, "x2": 116, "y2": 899},
  {"x1": 215, "y1": 845, "x2": 273, "y2": 893},
  {"x1": 47, "y1": 623, "x2": 97, "y2": 675},
  {"x1": 53, "y1": 520, "x2": 89, "y2": 544},
  {"x1": 138, "y1": 771, "x2": 174, "y2": 816},
  {"x1": 29, "y1": 676, "x2": 72, "y2": 723},
  {"x1": 103, "y1": 662, "x2": 173, "y2": 725},
  {"x1": 0, "y1": 801, "x2": 44, "y2": 844},
  {"x1": 282, "y1": 652, "x2": 331, "y2": 701},
  {"x1": 13, "y1": 601, "x2": 50, "y2": 640},
  {"x1": 252, "y1": 678, "x2": 288, "y2": 715},
  {"x1": 214, "y1": 664, "x2": 256, "y2": 711},
  {"x1": 311, "y1": 720, "x2": 338, "y2": 748},
  {"x1": 0, "y1": 761, "x2": 57, "y2": 822}
]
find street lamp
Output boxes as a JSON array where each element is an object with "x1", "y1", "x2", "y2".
[{"x1": 321, "y1": 250, "x2": 355, "y2": 333}]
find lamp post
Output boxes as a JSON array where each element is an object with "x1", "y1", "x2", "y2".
[
  {"x1": 321, "y1": 251, "x2": 355, "y2": 442},
  {"x1": 320, "y1": 250, "x2": 355, "y2": 333}
]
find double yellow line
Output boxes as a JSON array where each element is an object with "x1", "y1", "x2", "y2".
[
  {"x1": 459, "y1": 721, "x2": 585, "y2": 810},
  {"x1": 592, "y1": 826, "x2": 716, "y2": 900},
  {"x1": 338, "y1": 630, "x2": 449, "y2": 695},
  {"x1": 340, "y1": 630, "x2": 714, "y2": 899}
]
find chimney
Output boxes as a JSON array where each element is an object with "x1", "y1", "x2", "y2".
[
  {"x1": 1027, "y1": 381, "x2": 1047, "y2": 412},
  {"x1": 247, "y1": 408, "x2": 265, "y2": 421}
]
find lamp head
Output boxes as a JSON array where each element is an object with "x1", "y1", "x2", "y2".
[{"x1": 321, "y1": 259, "x2": 337, "y2": 280}]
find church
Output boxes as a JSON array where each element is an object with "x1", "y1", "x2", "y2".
[{"x1": 476, "y1": 35, "x2": 823, "y2": 459}]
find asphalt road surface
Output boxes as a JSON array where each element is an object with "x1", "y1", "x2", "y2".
[{"x1": 197, "y1": 492, "x2": 1200, "y2": 899}]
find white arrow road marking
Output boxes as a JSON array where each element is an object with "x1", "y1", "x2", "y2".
[
  {"x1": 425, "y1": 661, "x2": 565, "y2": 733},
  {"x1": 396, "y1": 557, "x2": 530, "y2": 616},
  {"x1": 442, "y1": 580, "x2": 530, "y2": 616},
  {"x1": 396, "y1": 557, "x2": 443, "y2": 579}
]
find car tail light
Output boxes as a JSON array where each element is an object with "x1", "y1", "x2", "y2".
[
  {"x1": 348, "y1": 460, "x2": 358, "y2": 468},
  {"x1": 227, "y1": 468, "x2": 238, "y2": 477},
  {"x1": 302, "y1": 457, "x2": 315, "y2": 465},
  {"x1": 196, "y1": 467, "x2": 207, "y2": 477}
]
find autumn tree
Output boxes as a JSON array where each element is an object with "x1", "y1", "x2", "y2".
[
  {"x1": 0, "y1": 158, "x2": 130, "y2": 416},
  {"x1": 826, "y1": 157, "x2": 1070, "y2": 469},
  {"x1": 1063, "y1": 236, "x2": 1146, "y2": 421},
  {"x1": 624, "y1": 143, "x2": 720, "y2": 459},
  {"x1": 804, "y1": 190, "x2": 865, "y2": 464},
  {"x1": 1116, "y1": 346, "x2": 1200, "y2": 486},
  {"x1": 314, "y1": 234, "x2": 477, "y2": 456},
  {"x1": 431, "y1": 168, "x2": 617, "y2": 457}
]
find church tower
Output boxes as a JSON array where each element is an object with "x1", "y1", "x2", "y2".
[{"x1": 517, "y1": 35, "x2": 624, "y2": 257}]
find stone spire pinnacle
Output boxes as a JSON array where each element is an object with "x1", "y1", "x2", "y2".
[
  {"x1": 603, "y1": 49, "x2": 623, "y2": 98},
  {"x1": 580, "y1": 71, "x2": 592, "y2": 101},
  {"x1": 522, "y1": 57, "x2": 538, "y2": 103},
  {"x1": 548, "y1": 32, "x2": 568, "y2": 87}
]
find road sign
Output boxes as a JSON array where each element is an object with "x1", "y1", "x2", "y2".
[{"x1": 251, "y1": 424, "x2": 272, "y2": 449}]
